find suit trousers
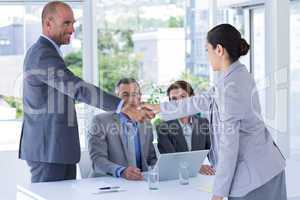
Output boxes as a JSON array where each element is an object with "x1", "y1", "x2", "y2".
[
  {"x1": 26, "y1": 160, "x2": 76, "y2": 183},
  {"x1": 228, "y1": 170, "x2": 287, "y2": 200}
]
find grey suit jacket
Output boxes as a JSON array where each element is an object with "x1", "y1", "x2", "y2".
[
  {"x1": 19, "y1": 36, "x2": 121, "y2": 164},
  {"x1": 156, "y1": 115, "x2": 211, "y2": 153},
  {"x1": 159, "y1": 61, "x2": 285, "y2": 197},
  {"x1": 88, "y1": 112, "x2": 157, "y2": 178}
]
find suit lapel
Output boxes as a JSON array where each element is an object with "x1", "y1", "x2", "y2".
[
  {"x1": 191, "y1": 116, "x2": 199, "y2": 151},
  {"x1": 173, "y1": 120, "x2": 188, "y2": 152},
  {"x1": 191, "y1": 116, "x2": 208, "y2": 151},
  {"x1": 112, "y1": 113, "x2": 129, "y2": 162},
  {"x1": 208, "y1": 100, "x2": 218, "y2": 166}
]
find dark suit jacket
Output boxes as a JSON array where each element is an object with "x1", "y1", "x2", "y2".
[
  {"x1": 19, "y1": 36, "x2": 121, "y2": 164},
  {"x1": 156, "y1": 115, "x2": 211, "y2": 154}
]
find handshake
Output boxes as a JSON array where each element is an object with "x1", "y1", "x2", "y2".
[{"x1": 122, "y1": 103, "x2": 161, "y2": 122}]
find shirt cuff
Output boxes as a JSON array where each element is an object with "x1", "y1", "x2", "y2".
[
  {"x1": 115, "y1": 166, "x2": 126, "y2": 178},
  {"x1": 116, "y1": 100, "x2": 124, "y2": 113}
]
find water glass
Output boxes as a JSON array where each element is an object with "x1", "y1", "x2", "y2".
[
  {"x1": 148, "y1": 166, "x2": 159, "y2": 190},
  {"x1": 178, "y1": 162, "x2": 189, "y2": 185}
]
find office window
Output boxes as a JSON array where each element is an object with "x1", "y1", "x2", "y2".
[
  {"x1": 218, "y1": 6, "x2": 265, "y2": 119},
  {"x1": 95, "y1": 0, "x2": 209, "y2": 102},
  {"x1": 290, "y1": 1, "x2": 300, "y2": 161},
  {"x1": 250, "y1": 8, "x2": 266, "y2": 118},
  {"x1": 251, "y1": 8, "x2": 265, "y2": 82},
  {"x1": 185, "y1": 0, "x2": 210, "y2": 78},
  {"x1": 217, "y1": 7, "x2": 251, "y2": 70},
  {"x1": 218, "y1": 6, "x2": 267, "y2": 120},
  {"x1": 0, "y1": 2, "x2": 83, "y2": 150}
]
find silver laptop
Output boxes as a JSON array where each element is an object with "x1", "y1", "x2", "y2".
[{"x1": 153, "y1": 150, "x2": 209, "y2": 181}]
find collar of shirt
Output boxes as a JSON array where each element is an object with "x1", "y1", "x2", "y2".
[
  {"x1": 118, "y1": 112, "x2": 137, "y2": 127},
  {"x1": 216, "y1": 60, "x2": 243, "y2": 86},
  {"x1": 178, "y1": 117, "x2": 193, "y2": 128},
  {"x1": 178, "y1": 118, "x2": 193, "y2": 138},
  {"x1": 224, "y1": 60, "x2": 242, "y2": 78},
  {"x1": 178, "y1": 117, "x2": 193, "y2": 151},
  {"x1": 41, "y1": 34, "x2": 63, "y2": 58}
]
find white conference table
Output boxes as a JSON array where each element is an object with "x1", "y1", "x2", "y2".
[
  {"x1": 17, "y1": 174, "x2": 215, "y2": 200},
  {"x1": 16, "y1": 159, "x2": 300, "y2": 200}
]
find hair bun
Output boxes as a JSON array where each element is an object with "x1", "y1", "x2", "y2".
[{"x1": 239, "y1": 39, "x2": 250, "y2": 56}]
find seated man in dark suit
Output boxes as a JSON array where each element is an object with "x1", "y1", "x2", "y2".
[
  {"x1": 88, "y1": 78, "x2": 157, "y2": 180},
  {"x1": 156, "y1": 80, "x2": 215, "y2": 175}
]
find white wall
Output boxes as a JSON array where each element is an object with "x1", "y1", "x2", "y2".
[
  {"x1": 157, "y1": 29, "x2": 185, "y2": 85},
  {"x1": 0, "y1": 151, "x2": 30, "y2": 200},
  {"x1": 0, "y1": 150, "x2": 89, "y2": 200},
  {"x1": 133, "y1": 28, "x2": 185, "y2": 85}
]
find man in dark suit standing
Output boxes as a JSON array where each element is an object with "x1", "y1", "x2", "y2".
[
  {"x1": 19, "y1": 1, "x2": 151, "y2": 183},
  {"x1": 156, "y1": 80, "x2": 215, "y2": 175}
]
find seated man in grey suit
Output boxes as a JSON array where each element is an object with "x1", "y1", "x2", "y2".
[
  {"x1": 88, "y1": 78, "x2": 157, "y2": 180},
  {"x1": 156, "y1": 80, "x2": 215, "y2": 175}
]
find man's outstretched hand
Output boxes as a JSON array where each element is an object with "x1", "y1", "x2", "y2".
[
  {"x1": 122, "y1": 104, "x2": 156, "y2": 123},
  {"x1": 140, "y1": 103, "x2": 160, "y2": 114}
]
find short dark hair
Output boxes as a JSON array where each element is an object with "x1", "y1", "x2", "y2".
[
  {"x1": 41, "y1": 1, "x2": 71, "y2": 25},
  {"x1": 115, "y1": 78, "x2": 141, "y2": 92},
  {"x1": 167, "y1": 80, "x2": 194, "y2": 98},
  {"x1": 207, "y1": 23, "x2": 250, "y2": 63}
]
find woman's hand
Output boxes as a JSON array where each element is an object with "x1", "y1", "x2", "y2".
[
  {"x1": 199, "y1": 164, "x2": 215, "y2": 176},
  {"x1": 211, "y1": 195, "x2": 224, "y2": 200},
  {"x1": 141, "y1": 103, "x2": 161, "y2": 114}
]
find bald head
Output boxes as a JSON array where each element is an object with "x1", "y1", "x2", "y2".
[
  {"x1": 41, "y1": 1, "x2": 75, "y2": 45},
  {"x1": 42, "y1": 1, "x2": 71, "y2": 25}
]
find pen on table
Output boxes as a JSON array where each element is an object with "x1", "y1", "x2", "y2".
[{"x1": 98, "y1": 186, "x2": 120, "y2": 190}]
